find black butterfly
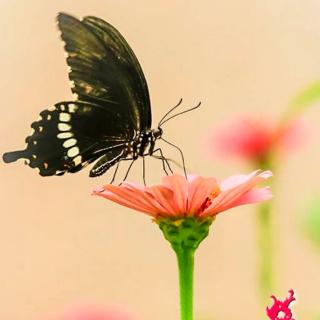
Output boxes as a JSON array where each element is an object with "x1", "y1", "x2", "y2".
[{"x1": 3, "y1": 13, "x2": 199, "y2": 179}]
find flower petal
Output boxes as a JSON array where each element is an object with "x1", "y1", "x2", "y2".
[
  {"x1": 220, "y1": 170, "x2": 262, "y2": 191},
  {"x1": 146, "y1": 185, "x2": 177, "y2": 216},
  {"x1": 93, "y1": 184, "x2": 159, "y2": 216},
  {"x1": 208, "y1": 187, "x2": 273, "y2": 215},
  {"x1": 162, "y1": 175, "x2": 188, "y2": 214},
  {"x1": 233, "y1": 187, "x2": 273, "y2": 206},
  {"x1": 202, "y1": 170, "x2": 272, "y2": 216},
  {"x1": 187, "y1": 176, "x2": 219, "y2": 215}
]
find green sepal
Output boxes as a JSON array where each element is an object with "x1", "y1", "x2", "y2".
[{"x1": 157, "y1": 217, "x2": 214, "y2": 252}]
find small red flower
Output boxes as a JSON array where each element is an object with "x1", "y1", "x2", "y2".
[{"x1": 266, "y1": 290, "x2": 296, "y2": 320}]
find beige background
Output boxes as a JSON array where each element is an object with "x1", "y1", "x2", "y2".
[{"x1": 1, "y1": 1, "x2": 320, "y2": 319}]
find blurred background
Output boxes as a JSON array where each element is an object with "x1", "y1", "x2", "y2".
[{"x1": 1, "y1": 0, "x2": 320, "y2": 319}]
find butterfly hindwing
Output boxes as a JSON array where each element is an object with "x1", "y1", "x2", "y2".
[
  {"x1": 3, "y1": 101, "x2": 132, "y2": 176},
  {"x1": 89, "y1": 146, "x2": 126, "y2": 177}
]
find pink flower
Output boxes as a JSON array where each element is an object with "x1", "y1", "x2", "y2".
[
  {"x1": 93, "y1": 170, "x2": 272, "y2": 219},
  {"x1": 204, "y1": 116, "x2": 306, "y2": 164},
  {"x1": 47, "y1": 304, "x2": 133, "y2": 320}
]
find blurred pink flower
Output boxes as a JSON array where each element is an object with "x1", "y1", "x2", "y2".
[
  {"x1": 204, "y1": 116, "x2": 306, "y2": 164},
  {"x1": 93, "y1": 171, "x2": 272, "y2": 219},
  {"x1": 47, "y1": 304, "x2": 133, "y2": 320}
]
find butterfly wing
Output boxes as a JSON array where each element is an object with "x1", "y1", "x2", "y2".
[
  {"x1": 57, "y1": 13, "x2": 152, "y2": 131},
  {"x1": 4, "y1": 13, "x2": 153, "y2": 177},
  {"x1": 3, "y1": 101, "x2": 132, "y2": 176}
]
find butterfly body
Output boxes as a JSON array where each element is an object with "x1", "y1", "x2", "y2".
[
  {"x1": 3, "y1": 13, "x2": 165, "y2": 178},
  {"x1": 89, "y1": 127, "x2": 163, "y2": 177},
  {"x1": 131, "y1": 128, "x2": 163, "y2": 157}
]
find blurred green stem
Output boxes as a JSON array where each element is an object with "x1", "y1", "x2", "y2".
[
  {"x1": 256, "y1": 158, "x2": 275, "y2": 302},
  {"x1": 257, "y1": 200, "x2": 274, "y2": 301}
]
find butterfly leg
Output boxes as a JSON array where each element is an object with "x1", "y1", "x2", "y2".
[
  {"x1": 119, "y1": 159, "x2": 136, "y2": 185},
  {"x1": 152, "y1": 148, "x2": 173, "y2": 175},
  {"x1": 110, "y1": 161, "x2": 120, "y2": 184},
  {"x1": 157, "y1": 155, "x2": 169, "y2": 175},
  {"x1": 160, "y1": 138, "x2": 187, "y2": 178},
  {"x1": 142, "y1": 156, "x2": 146, "y2": 186}
]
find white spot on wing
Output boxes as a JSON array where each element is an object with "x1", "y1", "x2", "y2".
[
  {"x1": 84, "y1": 85, "x2": 93, "y2": 94},
  {"x1": 58, "y1": 123, "x2": 71, "y2": 131},
  {"x1": 59, "y1": 113, "x2": 71, "y2": 122},
  {"x1": 68, "y1": 104, "x2": 78, "y2": 113},
  {"x1": 67, "y1": 146, "x2": 79, "y2": 157},
  {"x1": 57, "y1": 132, "x2": 73, "y2": 139},
  {"x1": 63, "y1": 138, "x2": 77, "y2": 148},
  {"x1": 47, "y1": 114, "x2": 52, "y2": 120},
  {"x1": 48, "y1": 106, "x2": 55, "y2": 111},
  {"x1": 73, "y1": 155, "x2": 82, "y2": 166},
  {"x1": 69, "y1": 52, "x2": 77, "y2": 58}
]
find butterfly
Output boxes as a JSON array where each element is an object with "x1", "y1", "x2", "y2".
[{"x1": 3, "y1": 13, "x2": 199, "y2": 179}]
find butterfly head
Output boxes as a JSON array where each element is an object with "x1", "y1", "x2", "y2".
[{"x1": 153, "y1": 127, "x2": 163, "y2": 139}]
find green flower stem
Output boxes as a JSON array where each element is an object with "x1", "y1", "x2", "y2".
[
  {"x1": 176, "y1": 247, "x2": 195, "y2": 320},
  {"x1": 158, "y1": 217, "x2": 213, "y2": 320}
]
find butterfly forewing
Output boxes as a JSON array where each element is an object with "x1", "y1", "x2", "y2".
[
  {"x1": 82, "y1": 16, "x2": 152, "y2": 130},
  {"x1": 57, "y1": 13, "x2": 152, "y2": 132}
]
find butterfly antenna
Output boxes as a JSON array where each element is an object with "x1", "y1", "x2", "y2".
[
  {"x1": 158, "y1": 98, "x2": 183, "y2": 127},
  {"x1": 160, "y1": 137, "x2": 187, "y2": 178},
  {"x1": 159, "y1": 101, "x2": 201, "y2": 127}
]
